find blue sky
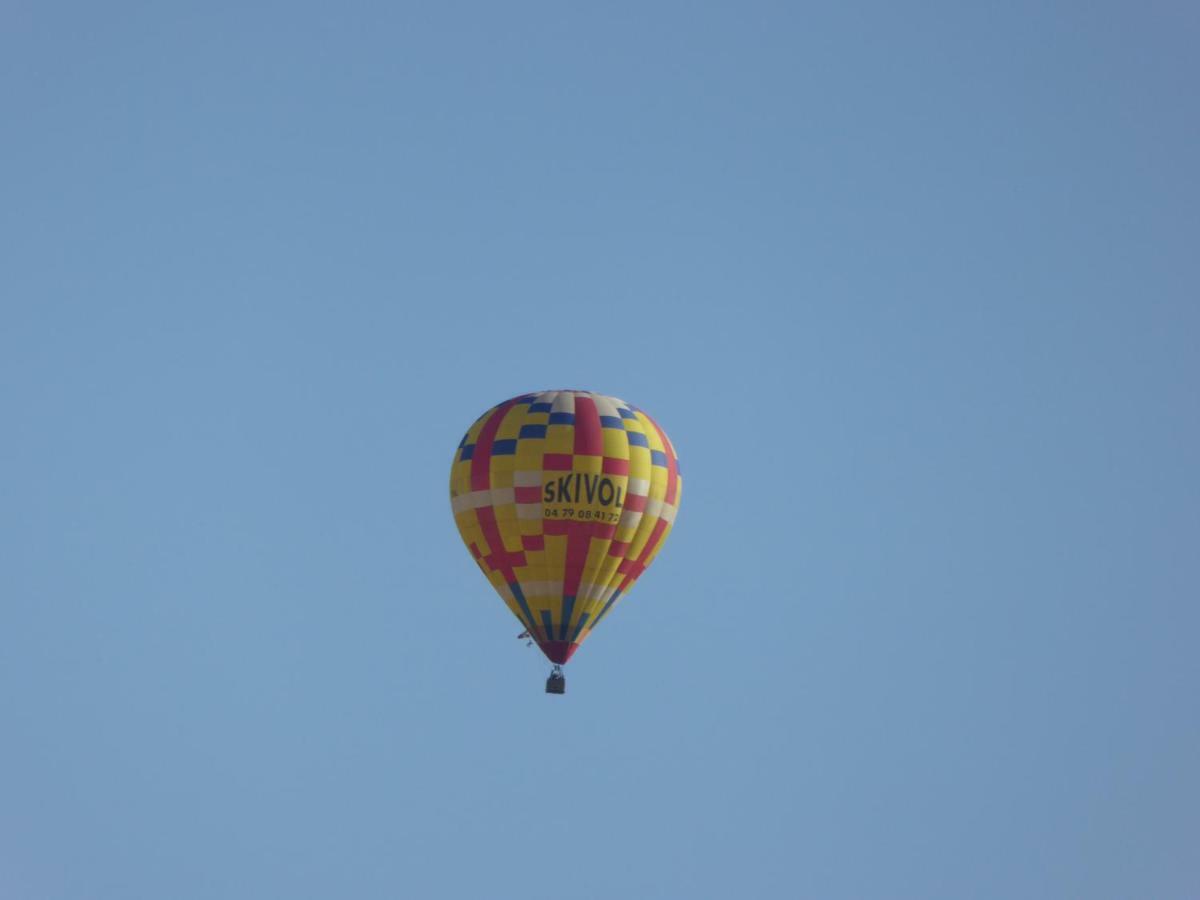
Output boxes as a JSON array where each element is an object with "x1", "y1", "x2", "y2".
[{"x1": 2, "y1": 3, "x2": 1197, "y2": 898}]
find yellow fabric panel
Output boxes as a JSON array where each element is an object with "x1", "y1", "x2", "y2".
[{"x1": 544, "y1": 425, "x2": 573, "y2": 454}]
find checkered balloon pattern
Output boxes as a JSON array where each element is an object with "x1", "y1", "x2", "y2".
[{"x1": 449, "y1": 390, "x2": 682, "y2": 665}]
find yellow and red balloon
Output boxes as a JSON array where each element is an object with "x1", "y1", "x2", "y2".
[{"x1": 449, "y1": 390, "x2": 682, "y2": 666}]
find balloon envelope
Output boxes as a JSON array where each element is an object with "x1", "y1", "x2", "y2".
[{"x1": 449, "y1": 390, "x2": 682, "y2": 664}]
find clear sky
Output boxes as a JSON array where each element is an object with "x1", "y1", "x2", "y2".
[{"x1": 2, "y1": 3, "x2": 1197, "y2": 898}]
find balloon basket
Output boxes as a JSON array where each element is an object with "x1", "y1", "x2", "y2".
[{"x1": 545, "y1": 665, "x2": 566, "y2": 695}]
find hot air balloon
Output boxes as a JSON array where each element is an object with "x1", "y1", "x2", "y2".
[{"x1": 449, "y1": 390, "x2": 682, "y2": 694}]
